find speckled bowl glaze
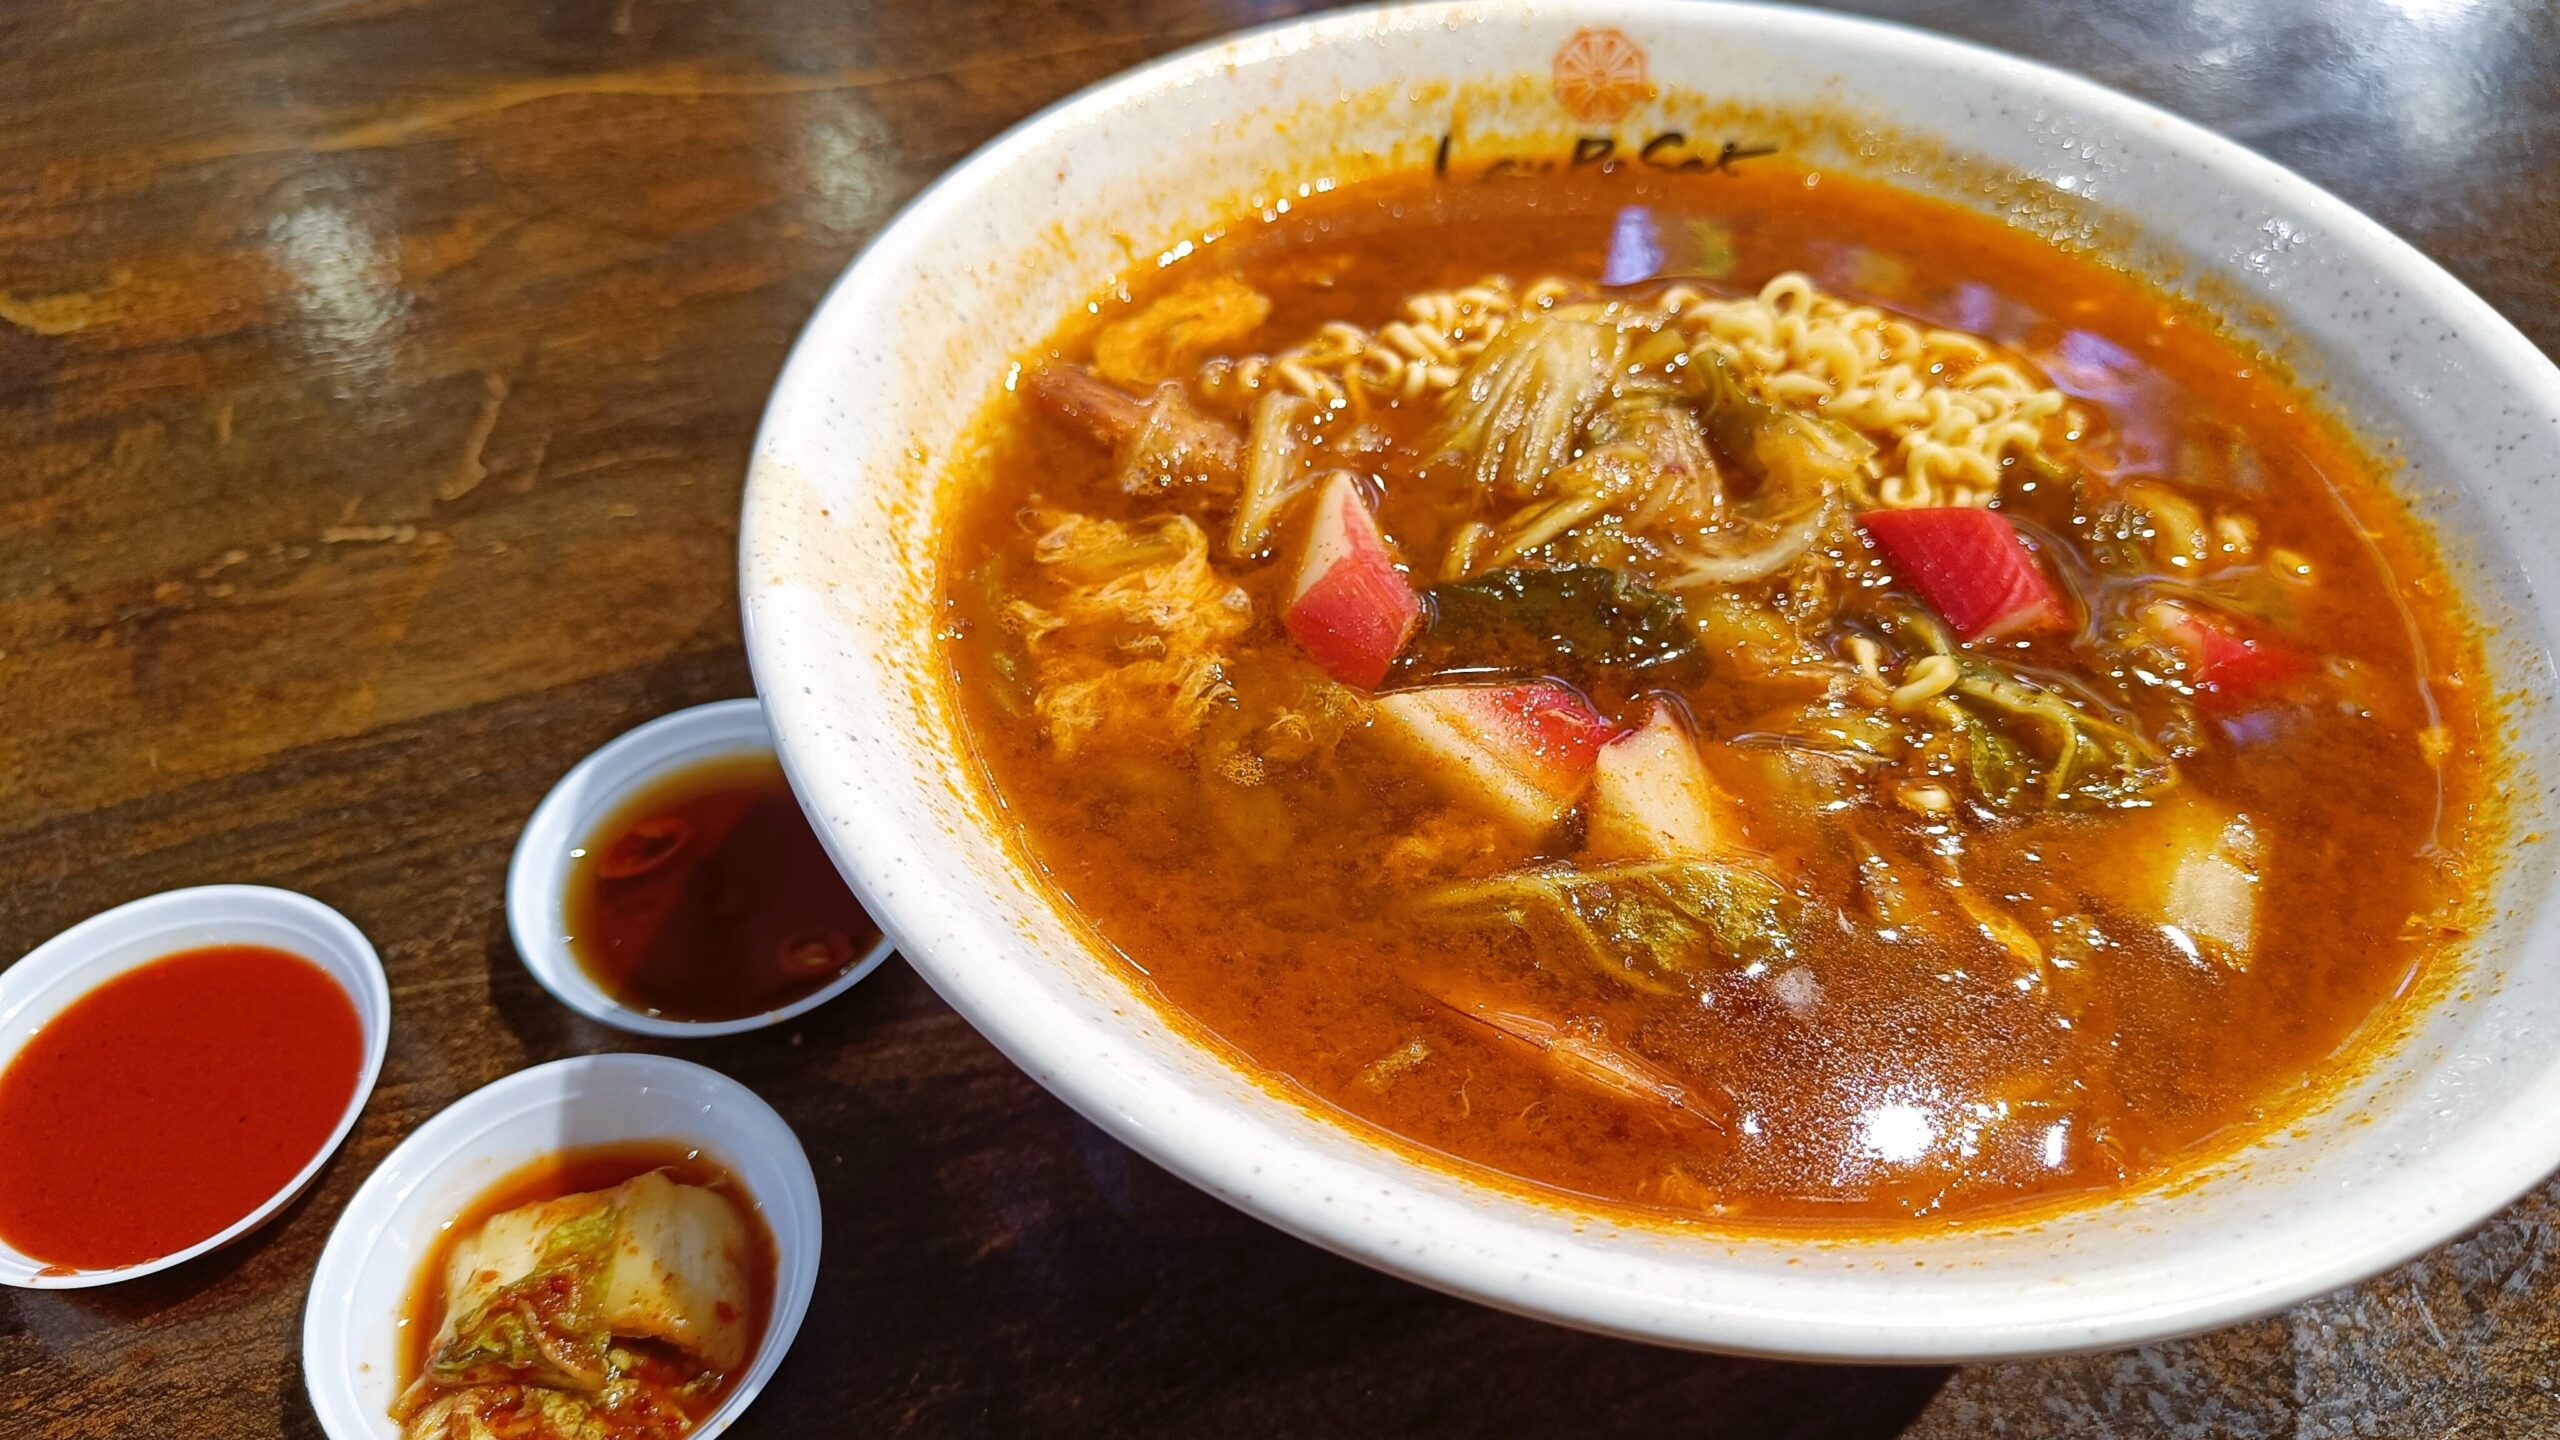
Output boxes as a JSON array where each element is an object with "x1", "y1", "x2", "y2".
[{"x1": 740, "y1": 1, "x2": 2560, "y2": 1358}]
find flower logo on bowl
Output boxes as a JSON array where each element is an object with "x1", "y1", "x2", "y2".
[{"x1": 1553, "y1": 26, "x2": 1652, "y2": 125}]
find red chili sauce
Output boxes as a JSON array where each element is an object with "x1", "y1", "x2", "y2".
[
  {"x1": 0, "y1": 945, "x2": 363, "y2": 1269},
  {"x1": 564, "y1": 753, "x2": 883, "y2": 1022}
]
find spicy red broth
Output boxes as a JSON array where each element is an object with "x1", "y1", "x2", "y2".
[{"x1": 937, "y1": 164, "x2": 2493, "y2": 1229}]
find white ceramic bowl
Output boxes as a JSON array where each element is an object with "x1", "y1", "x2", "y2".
[
  {"x1": 740, "y1": 1, "x2": 2560, "y2": 1358},
  {"x1": 302, "y1": 1053, "x2": 821, "y2": 1439},
  {"x1": 509, "y1": 697, "x2": 895, "y2": 1037},
  {"x1": 0, "y1": 885, "x2": 390, "y2": 1289}
]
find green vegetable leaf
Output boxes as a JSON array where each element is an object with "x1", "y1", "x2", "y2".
[
  {"x1": 1685, "y1": 351, "x2": 1874, "y2": 498},
  {"x1": 1941, "y1": 703, "x2": 2034, "y2": 811},
  {"x1": 1423, "y1": 858, "x2": 1792, "y2": 993},
  {"x1": 428, "y1": 1202, "x2": 620, "y2": 1392},
  {"x1": 1437, "y1": 312, "x2": 1627, "y2": 497},
  {"x1": 1948, "y1": 662, "x2": 2173, "y2": 811},
  {"x1": 1397, "y1": 564, "x2": 1706, "y2": 691}
]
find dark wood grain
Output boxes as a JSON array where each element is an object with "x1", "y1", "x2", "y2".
[{"x1": 2, "y1": 1, "x2": 2555, "y2": 1436}]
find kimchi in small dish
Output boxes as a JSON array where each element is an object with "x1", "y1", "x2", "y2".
[
  {"x1": 301, "y1": 1053, "x2": 819, "y2": 1440},
  {"x1": 394, "y1": 1146, "x2": 774, "y2": 1440}
]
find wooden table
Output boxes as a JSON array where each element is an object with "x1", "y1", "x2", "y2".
[{"x1": 4, "y1": 0, "x2": 2555, "y2": 1434}]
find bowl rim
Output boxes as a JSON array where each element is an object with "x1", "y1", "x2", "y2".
[
  {"x1": 0, "y1": 884, "x2": 391, "y2": 1290},
  {"x1": 741, "y1": 0, "x2": 2560, "y2": 1359},
  {"x1": 505, "y1": 696, "x2": 896, "y2": 1038},
  {"x1": 298, "y1": 1052, "x2": 822, "y2": 1439}
]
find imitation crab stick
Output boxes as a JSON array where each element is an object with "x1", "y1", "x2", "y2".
[
  {"x1": 1370, "y1": 680, "x2": 1617, "y2": 835},
  {"x1": 2142, "y1": 600, "x2": 2313, "y2": 710},
  {"x1": 1859, "y1": 507, "x2": 2070, "y2": 641},
  {"x1": 1282, "y1": 472, "x2": 1422, "y2": 690},
  {"x1": 1585, "y1": 701, "x2": 1740, "y2": 862}
]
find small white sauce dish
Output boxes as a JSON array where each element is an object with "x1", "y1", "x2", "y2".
[
  {"x1": 508, "y1": 697, "x2": 894, "y2": 1037},
  {"x1": 0, "y1": 884, "x2": 390, "y2": 1290},
  {"x1": 302, "y1": 1052, "x2": 822, "y2": 1440}
]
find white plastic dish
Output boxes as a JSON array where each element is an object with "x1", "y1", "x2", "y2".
[
  {"x1": 740, "y1": 1, "x2": 2560, "y2": 1358},
  {"x1": 508, "y1": 697, "x2": 895, "y2": 1037},
  {"x1": 302, "y1": 1053, "x2": 821, "y2": 1440},
  {"x1": 0, "y1": 885, "x2": 390, "y2": 1289}
]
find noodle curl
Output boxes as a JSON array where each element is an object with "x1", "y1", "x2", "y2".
[{"x1": 1199, "y1": 271, "x2": 2079, "y2": 509}]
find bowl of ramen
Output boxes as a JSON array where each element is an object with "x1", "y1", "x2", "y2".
[{"x1": 740, "y1": 1, "x2": 2560, "y2": 1357}]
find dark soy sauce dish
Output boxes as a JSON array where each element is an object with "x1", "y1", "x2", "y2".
[
  {"x1": 0, "y1": 944, "x2": 365, "y2": 1270},
  {"x1": 564, "y1": 754, "x2": 883, "y2": 1023}
]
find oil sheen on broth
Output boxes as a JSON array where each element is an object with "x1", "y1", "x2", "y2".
[{"x1": 938, "y1": 165, "x2": 2486, "y2": 1228}]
